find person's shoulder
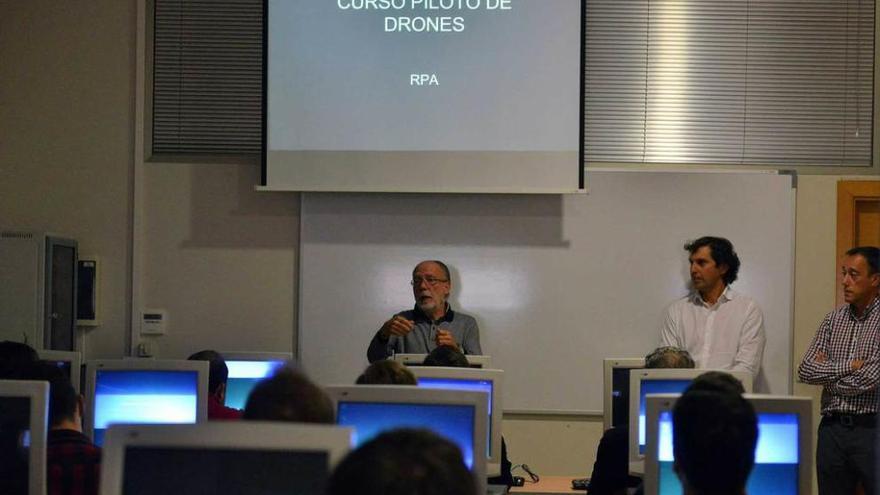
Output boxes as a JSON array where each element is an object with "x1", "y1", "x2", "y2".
[
  {"x1": 452, "y1": 310, "x2": 477, "y2": 324},
  {"x1": 666, "y1": 294, "x2": 694, "y2": 311},
  {"x1": 396, "y1": 309, "x2": 417, "y2": 319}
]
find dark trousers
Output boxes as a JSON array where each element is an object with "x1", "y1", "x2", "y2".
[{"x1": 817, "y1": 416, "x2": 876, "y2": 495}]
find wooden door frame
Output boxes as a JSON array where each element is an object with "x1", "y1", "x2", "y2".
[{"x1": 836, "y1": 180, "x2": 880, "y2": 304}]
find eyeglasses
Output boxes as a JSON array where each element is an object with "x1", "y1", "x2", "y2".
[{"x1": 410, "y1": 277, "x2": 449, "y2": 287}]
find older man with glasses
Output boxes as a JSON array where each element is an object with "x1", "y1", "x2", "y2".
[{"x1": 367, "y1": 260, "x2": 482, "y2": 363}]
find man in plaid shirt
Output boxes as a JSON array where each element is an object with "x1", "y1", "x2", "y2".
[{"x1": 798, "y1": 246, "x2": 880, "y2": 495}]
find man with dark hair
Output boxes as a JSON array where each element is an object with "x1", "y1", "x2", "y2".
[
  {"x1": 243, "y1": 366, "x2": 334, "y2": 424},
  {"x1": 423, "y1": 346, "x2": 471, "y2": 368},
  {"x1": 326, "y1": 428, "x2": 478, "y2": 495},
  {"x1": 187, "y1": 350, "x2": 241, "y2": 420},
  {"x1": 0, "y1": 341, "x2": 38, "y2": 378},
  {"x1": 687, "y1": 370, "x2": 746, "y2": 395},
  {"x1": 798, "y1": 246, "x2": 879, "y2": 495},
  {"x1": 672, "y1": 387, "x2": 758, "y2": 495},
  {"x1": 368, "y1": 260, "x2": 482, "y2": 363},
  {"x1": 25, "y1": 362, "x2": 101, "y2": 495},
  {"x1": 660, "y1": 236, "x2": 766, "y2": 379},
  {"x1": 356, "y1": 360, "x2": 417, "y2": 385}
]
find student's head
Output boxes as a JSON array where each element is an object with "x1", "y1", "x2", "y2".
[
  {"x1": 0, "y1": 341, "x2": 38, "y2": 379},
  {"x1": 21, "y1": 362, "x2": 81, "y2": 430},
  {"x1": 423, "y1": 346, "x2": 470, "y2": 368},
  {"x1": 243, "y1": 366, "x2": 334, "y2": 424},
  {"x1": 672, "y1": 388, "x2": 757, "y2": 495},
  {"x1": 645, "y1": 346, "x2": 695, "y2": 369},
  {"x1": 326, "y1": 428, "x2": 477, "y2": 495},
  {"x1": 412, "y1": 260, "x2": 452, "y2": 315},
  {"x1": 842, "y1": 246, "x2": 880, "y2": 308},
  {"x1": 687, "y1": 371, "x2": 746, "y2": 395},
  {"x1": 685, "y1": 236, "x2": 740, "y2": 290},
  {"x1": 187, "y1": 350, "x2": 229, "y2": 400},
  {"x1": 356, "y1": 360, "x2": 417, "y2": 385}
]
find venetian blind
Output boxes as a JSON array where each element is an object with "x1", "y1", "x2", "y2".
[
  {"x1": 152, "y1": 0, "x2": 262, "y2": 154},
  {"x1": 584, "y1": 0, "x2": 874, "y2": 167}
]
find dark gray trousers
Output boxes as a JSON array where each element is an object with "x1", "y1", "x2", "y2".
[{"x1": 817, "y1": 417, "x2": 876, "y2": 495}]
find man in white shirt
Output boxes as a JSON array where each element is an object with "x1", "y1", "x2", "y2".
[{"x1": 659, "y1": 236, "x2": 766, "y2": 379}]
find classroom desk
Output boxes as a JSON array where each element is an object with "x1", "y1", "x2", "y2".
[{"x1": 509, "y1": 476, "x2": 583, "y2": 494}]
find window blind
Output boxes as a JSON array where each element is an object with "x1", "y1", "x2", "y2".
[
  {"x1": 584, "y1": 0, "x2": 874, "y2": 167},
  {"x1": 152, "y1": 0, "x2": 263, "y2": 154}
]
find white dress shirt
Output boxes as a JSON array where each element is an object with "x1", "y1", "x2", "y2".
[{"x1": 659, "y1": 286, "x2": 766, "y2": 377}]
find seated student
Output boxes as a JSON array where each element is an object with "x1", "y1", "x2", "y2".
[
  {"x1": 326, "y1": 428, "x2": 478, "y2": 495},
  {"x1": 24, "y1": 362, "x2": 101, "y2": 495},
  {"x1": 423, "y1": 346, "x2": 471, "y2": 367},
  {"x1": 187, "y1": 350, "x2": 242, "y2": 420},
  {"x1": 0, "y1": 340, "x2": 38, "y2": 378},
  {"x1": 672, "y1": 383, "x2": 757, "y2": 495},
  {"x1": 587, "y1": 346, "x2": 696, "y2": 495},
  {"x1": 242, "y1": 365, "x2": 334, "y2": 424},
  {"x1": 356, "y1": 360, "x2": 417, "y2": 385},
  {"x1": 420, "y1": 345, "x2": 513, "y2": 487}
]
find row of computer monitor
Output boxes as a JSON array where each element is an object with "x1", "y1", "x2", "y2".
[
  {"x1": 4, "y1": 352, "x2": 504, "y2": 494},
  {"x1": 603, "y1": 358, "x2": 813, "y2": 494}
]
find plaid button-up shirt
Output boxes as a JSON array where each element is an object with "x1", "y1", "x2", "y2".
[{"x1": 798, "y1": 295, "x2": 880, "y2": 415}]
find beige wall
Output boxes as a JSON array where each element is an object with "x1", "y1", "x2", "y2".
[
  {"x1": 2, "y1": 0, "x2": 878, "y2": 481},
  {"x1": 0, "y1": 0, "x2": 135, "y2": 359}
]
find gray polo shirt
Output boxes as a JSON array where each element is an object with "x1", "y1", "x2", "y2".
[{"x1": 367, "y1": 305, "x2": 482, "y2": 363}]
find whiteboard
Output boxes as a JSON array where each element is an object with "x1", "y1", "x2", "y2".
[{"x1": 299, "y1": 170, "x2": 795, "y2": 413}]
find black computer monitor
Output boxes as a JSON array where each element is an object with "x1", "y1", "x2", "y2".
[{"x1": 0, "y1": 380, "x2": 49, "y2": 495}]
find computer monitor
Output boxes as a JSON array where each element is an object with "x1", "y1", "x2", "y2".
[
  {"x1": 220, "y1": 352, "x2": 291, "y2": 411},
  {"x1": 99, "y1": 422, "x2": 352, "y2": 495},
  {"x1": 84, "y1": 359, "x2": 208, "y2": 446},
  {"x1": 644, "y1": 393, "x2": 812, "y2": 495},
  {"x1": 629, "y1": 369, "x2": 753, "y2": 465},
  {"x1": 409, "y1": 366, "x2": 503, "y2": 476},
  {"x1": 603, "y1": 358, "x2": 645, "y2": 431},
  {"x1": 392, "y1": 353, "x2": 492, "y2": 368},
  {"x1": 37, "y1": 349, "x2": 82, "y2": 394},
  {"x1": 0, "y1": 380, "x2": 49, "y2": 495},
  {"x1": 326, "y1": 385, "x2": 488, "y2": 492}
]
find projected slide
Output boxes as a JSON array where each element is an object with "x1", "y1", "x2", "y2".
[
  {"x1": 337, "y1": 402, "x2": 476, "y2": 468},
  {"x1": 657, "y1": 412, "x2": 800, "y2": 495},
  {"x1": 265, "y1": 0, "x2": 583, "y2": 192}
]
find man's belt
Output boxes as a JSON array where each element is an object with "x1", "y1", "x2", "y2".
[{"x1": 822, "y1": 412, "x2": 877, "y2": 427}]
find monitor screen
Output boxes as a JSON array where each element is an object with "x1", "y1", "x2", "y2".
[
  {"x1": 225, "y1": 360, "x2": 285, "y2": 411},
  {"x1": 122, "y1": 447, "x2": 329, "y2": 494},
  {"x1": 337, "y1": 401, "x2": 476, "y2": 469},
  {"x1": 638, "y1": 379, "x2": 692, "y2": 453},
  {"x1": 0, "y1": 397, "x2": 31, "y2": 495},
  {"x1": 611, "y1": 367, "x2": 633, "y2": 429},
  {"x1": 657, "y1": 411, "x2": 800, "y2": 494},
  {"x1": 45, "y1": 360, "x2": 72, "y2": 381},
  {"x1": 416, "y1": 377, "x2": 494, "y2": 457},
  {"x1": 93, "y1": 370, "x2": 199, "y2": 446}
]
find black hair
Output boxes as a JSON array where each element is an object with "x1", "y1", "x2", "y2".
[
  {"x1": 356, "y1": 360, "x2": 417, "y2": 385},
  {"x1": 644, "y1": 347, "x2": 695, "y2": 369},
  {"x1": 243, "y1": 366, "x2": 334, "y2": 424},
  {"x1": 414, "y1": 260, "x2": 451, "y2": 281},
  {"x1": 0, "y1": 341, "x2": 38, "y2": 379},
  {"x1": 687, "y1": 371, "x2": 746, "y2": 395},
  {"x1": 685, "y1": 236, "x2": 741, "y2": 286},
  {"x1": 423, "y1": 346, "x2": 470, "y2": 368},
  {"x1": 845, "y1": 246, "x2": 880, "y2": 275},
  {"x1": 326, "y1": 428, "x2": 478, "y2": 495},
  {"x1": 187, "y1": 350, "x2": 228, "y2": 396},
  {"x1": 673, "y1": 389, "x2": 757, "y2": 495},
  {"x1": 21, "y1": 362, "x2": 78, "y2": 427}
]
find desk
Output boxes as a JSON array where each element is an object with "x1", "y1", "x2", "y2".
[{"x1": 509, "y1": 476, "x2": 582, "y2": 494}]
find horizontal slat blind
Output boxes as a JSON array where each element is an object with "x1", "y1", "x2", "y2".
[
  {"x1": 152, "y1": 0, "x2": 263, "y2": 154},
  {"x1": 585, "y1": 0, "x2": 874, "y2": 167}
]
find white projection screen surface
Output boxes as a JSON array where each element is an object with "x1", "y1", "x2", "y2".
[{"x1": 264, "y1": 0, "x2": 584, "y2": 193}]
